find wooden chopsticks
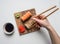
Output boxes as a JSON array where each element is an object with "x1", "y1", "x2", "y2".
[
  {"x1": 37, "y1": 5, "x2": 59, "y2": 19},
  {"x1": 43, "y1": 8, "x2": 59, "y2": 19},
  {"x1": 39, "y1": 5, "x2": 56, "y2": 15}
]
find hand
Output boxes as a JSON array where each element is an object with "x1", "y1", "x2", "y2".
[
  {"x1": 32, "y1": 15, "x2": 60, "y2": 44},
  {"x1": 32, "y1": 15, "x2": 51, "y2": 29}
]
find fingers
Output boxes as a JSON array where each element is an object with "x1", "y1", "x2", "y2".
[
  {"x1": 32, "y1": 18, "x2": 43, "y2": 25},
  {"x1": 32, "y1": 15, "x2": 46, "y2": 19},
  {"x1": 32, "y1": 18, "x2": 40, "y2": 23},
  {"x1": 31, "y1": 15, "x2": 38, "y2": 19},
  {"x1": 39, "y1": 15, "x2": 46, "y2": 19}
]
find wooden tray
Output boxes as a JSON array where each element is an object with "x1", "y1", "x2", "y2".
[{"x1": 14, "y1": 8, "x2": 40, "y2": 35}]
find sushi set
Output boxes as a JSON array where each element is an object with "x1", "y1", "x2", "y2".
[
  {"x1": 3, "y1": 5, "x2": 59, "y2": 35},
  {"x1": 14, "y1": 8, "x2": 40, "y2": 35}
]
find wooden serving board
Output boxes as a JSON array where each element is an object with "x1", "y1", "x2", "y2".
[{"x1": 14, "y1": 8, "x2": 40, "y2": 35}]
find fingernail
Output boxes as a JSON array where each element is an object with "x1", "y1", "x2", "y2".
[{"x1": 32, "y1": 18, "x2": 36, "y2": 20}]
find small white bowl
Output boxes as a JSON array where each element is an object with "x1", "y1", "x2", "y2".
[{"x1": 3, "y1": 23, "x2": 14, "y2": 35}]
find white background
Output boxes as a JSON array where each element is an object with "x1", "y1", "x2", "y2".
[{"x1": 0, "y1": 0, "x2": 60, "y2": 44}]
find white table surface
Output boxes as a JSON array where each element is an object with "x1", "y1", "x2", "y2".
[{"x1": 0, "y1": 0, "x2": 60, "y2": 44}]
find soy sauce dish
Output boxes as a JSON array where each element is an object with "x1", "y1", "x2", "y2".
[{"x1": 3, "y1": 23, "x2": 14, "y2": 35}]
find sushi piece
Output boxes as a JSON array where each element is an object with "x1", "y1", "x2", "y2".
[
  {"x1": 15, "y1": 13, "x2": 20, "y2": 19},
  {"x1": 18, "y1": 25, "x2": 26, "y2": 33},
  {"x1": 24, "y1": 19, "x2": 36, "y2": 29},
  {"x1": 21, "y1": 11, "x2": 32, "y2": 21}
]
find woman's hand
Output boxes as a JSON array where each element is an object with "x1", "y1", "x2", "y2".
[
  {"x1": 32, "y1": 15, "x2": 60, "y2": 44},
  {"x1": 32, "y1": 15, "x2": 51, "y2": 29}
]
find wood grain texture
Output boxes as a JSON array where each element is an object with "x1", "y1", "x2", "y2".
[{"x1": 14, "y1": 8, "x2": 40, "y2": 35}]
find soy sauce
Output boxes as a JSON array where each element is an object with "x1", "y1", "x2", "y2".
[{"x1": 5, "y1": 23, "x2": 14, "y2": 32}]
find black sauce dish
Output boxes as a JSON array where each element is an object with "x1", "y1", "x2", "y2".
[{"x1": 3, "y1": 23, "x2": 14, "y2": 35}]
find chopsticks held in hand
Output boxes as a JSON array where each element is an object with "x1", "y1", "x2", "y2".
[{"x1": 31, "y1": 5, "x2": 59, "y2": 29}]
